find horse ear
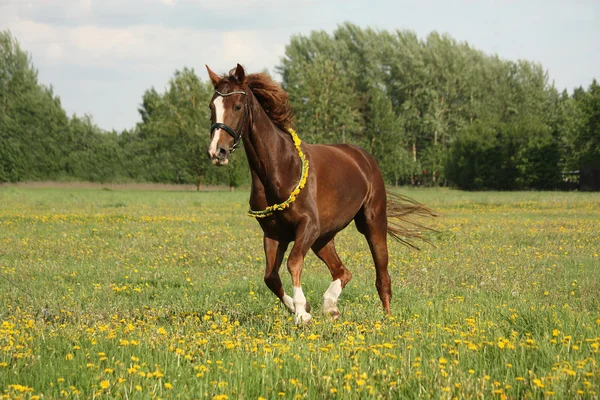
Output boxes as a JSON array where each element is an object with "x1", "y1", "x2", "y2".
[
  {"x1": 205, "y1": 65, "x2": 220, "y2": 87},
  {"x1": 233, "y1": 63, "x2": 246, "y2": 84}
]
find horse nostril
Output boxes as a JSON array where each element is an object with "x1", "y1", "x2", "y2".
[{"x1": 216, "y1": 147, "x2": 229, "y2": 160}]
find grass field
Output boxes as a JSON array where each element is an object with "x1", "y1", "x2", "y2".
[{"x1": 0, "y1": 187, "x2": 599, "y2": 399}]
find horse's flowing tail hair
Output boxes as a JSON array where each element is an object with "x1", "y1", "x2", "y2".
[{"x1": 386, "y1": 192, "x2": 438, "y2": 250}]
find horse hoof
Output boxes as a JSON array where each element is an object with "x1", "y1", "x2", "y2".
[
  {"x1": 329, "y1": 310, "x2": 340, "y2": 320},
  {"x1": 323, "y1": 308, "x2": 340, "y2": 320},
  {"x1": 294, "y1": 313, "x2": 312, "y2": 325}
]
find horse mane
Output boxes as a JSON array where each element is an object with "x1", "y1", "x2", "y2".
[{"x1": 225, "y1": 71, "x2": 294, "y2": 132}]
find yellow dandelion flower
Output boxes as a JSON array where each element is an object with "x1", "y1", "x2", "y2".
[{"x1": 100, "y1": 380, "x2": 110, "y2": 389}]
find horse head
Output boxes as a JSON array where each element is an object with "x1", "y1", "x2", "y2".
[{"x1": 206, "y1": 63, "x2": 248, "y2": 166}]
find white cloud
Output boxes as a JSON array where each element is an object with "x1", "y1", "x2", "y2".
[
  {"x1": 1, "y1": 5, "x2": 289, "y2": 129},
  {"x1": 45, "y1": 42, "x2": 63, "y2": 61},
  {"x1": 1, "y1": 0, "x2": 596, "y2": 131},
  {"x1": 220, "y1": 31, "x2": 274, "y2": 71},
  {"x1": 188, "y1": 0, "x2": 296, "y2": 13}
]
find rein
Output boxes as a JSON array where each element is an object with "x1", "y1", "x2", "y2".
[
  {"x1": 248, "y1": 128, "x2": 309, "y2": 218},
  {"x1": 210, "y1": 89, "x2": 248, "y2": 152}
]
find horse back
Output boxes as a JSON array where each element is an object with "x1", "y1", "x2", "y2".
[{"x1": 306, "y1": 143, "x2": 384, "y2": 231}]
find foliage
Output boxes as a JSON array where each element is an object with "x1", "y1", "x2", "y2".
[
  {"x1": 446, "y1": 118, "x2": 561, "y2": 190},
  {"x1": 278, "y1": 23, "x2": 596, "y2": 189},
  {"x1": 0, "y1": 31, "x2": 70, "y2": 182},
  {"x1": 0, "y1": 28, "x2": 598, "y2": 190},
  {"x1": 571, "y1": 80, "x2": 600, "y2": 167},
  {"x1": 132, "y1": 68, "x2": 226, "y2": 187}
]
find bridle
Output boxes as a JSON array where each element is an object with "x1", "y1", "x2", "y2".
[{"x1": 210, "y1": 89, "x2": 248, "y2": 152}]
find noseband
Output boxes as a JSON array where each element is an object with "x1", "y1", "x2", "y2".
[{"x1": 210, "y1": 89, "x2": 248, "y2": 152}]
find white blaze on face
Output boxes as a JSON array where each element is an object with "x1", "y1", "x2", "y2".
[{"x1": 208, "y1": 96, "x2": 225, "y2": 158}]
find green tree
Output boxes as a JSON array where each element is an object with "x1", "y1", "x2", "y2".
[
  {"x1": 133, "y1": 68, "x2": 237, "y2": 189},
  {"x1": 279, "y1": 32, "x2": 363, "y2": 144},
  {"x1": 572, "y1": 80, "x2": 600, "y2": 167},
  {"x1": 66, "y1": 115, "x2": 125, "y2": 182},
  {"x1": 0, "y1": 30, "x2": 70, "y2": 182}
]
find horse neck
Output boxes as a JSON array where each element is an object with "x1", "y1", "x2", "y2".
[{"x1": 242, "y1": 92, "x2": 300, "y2": 198}]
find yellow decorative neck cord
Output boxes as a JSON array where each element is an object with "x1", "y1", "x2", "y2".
[{"x1": 248, "y1": 128, "x2": 309, "y2": 218}]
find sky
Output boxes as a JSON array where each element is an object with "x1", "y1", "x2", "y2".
[{"x1": 1, "y1": 0, "x2": 598, "y2": 132}]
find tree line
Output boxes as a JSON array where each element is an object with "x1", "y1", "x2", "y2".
[{"x1": 1, "y1": 26, "x2": 598, "y2": 190}]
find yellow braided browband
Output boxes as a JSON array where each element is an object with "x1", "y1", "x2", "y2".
[{"x1": 248, "y1": 128, "x2": 309, "y2": 218}]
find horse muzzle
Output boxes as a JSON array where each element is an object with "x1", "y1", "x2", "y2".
[{"x1": 208, "y1": 146, "x2": 229, "y2": 166}]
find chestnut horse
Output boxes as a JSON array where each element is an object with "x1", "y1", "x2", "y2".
[{"x1": 206, "y1": 64, "x2": 434, "y2": 324}]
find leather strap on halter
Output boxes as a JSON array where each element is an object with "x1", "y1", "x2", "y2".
[{"x1": 210, "y1": 89, "x2": 248, "y2": 152}]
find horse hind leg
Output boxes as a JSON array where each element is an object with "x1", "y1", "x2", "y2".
[
  {"x1": 263, "y1": 237, "x2": 294, "y2": 313},
  {"x1": 312, "y1": 238, "x2": 352, "y2": 320},
  {"x1": 355, "y1": 206, "x2": 392, "y2": 314}
]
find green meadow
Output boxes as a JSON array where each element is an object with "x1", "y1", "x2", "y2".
[{"x1": 0, "y1": 188, "x2": 599, "y2": 399}]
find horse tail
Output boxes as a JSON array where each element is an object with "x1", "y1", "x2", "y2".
[{"x1": 386, "y1": 192, "x2": 438, "y2": 250}]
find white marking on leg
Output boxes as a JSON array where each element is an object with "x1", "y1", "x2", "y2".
[
  {"x1": 323, "y1": 279, "x2": 342, "y2": 316},
  {"x1": 292, "y1": 286, "x2": 312, "y2": 324},
  {"x1": 208, "y1": 96, "x2": 225, "y2": 158},
  {"x1": 282, "y1": 293, "x2": 295, "y2": 313}
]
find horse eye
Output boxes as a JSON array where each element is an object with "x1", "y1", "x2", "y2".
[{"x1": 235, "y1": 104, "x2": 242, "y2": 111}]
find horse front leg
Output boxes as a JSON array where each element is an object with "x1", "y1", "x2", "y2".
[
  {"x1": 287, "y1": 221, "x2": 318, "y2": 325},
  {"x1": 263, "y1": 236, "x2": 294, "y2": 312}
]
